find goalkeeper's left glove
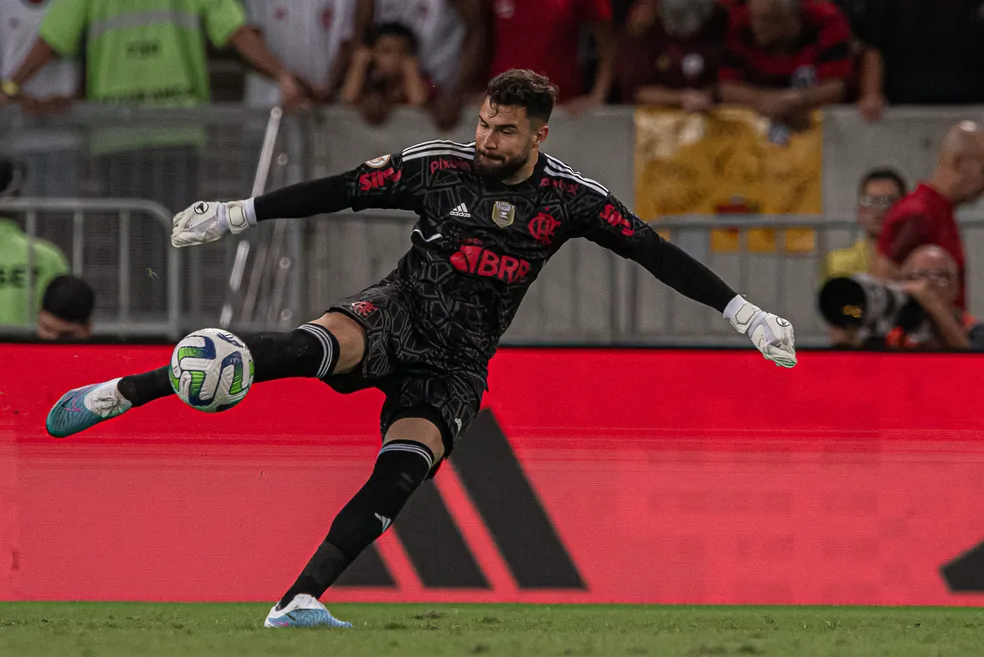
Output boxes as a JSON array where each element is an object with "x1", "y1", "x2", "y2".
[
  {"x1": 171, "y1": 199, "x2": 254, "y2": 248},
  {"x1": 725, "y1": 296, "x2": 797, "y2": 368}
]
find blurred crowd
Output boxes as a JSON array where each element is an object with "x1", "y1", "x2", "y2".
[{"x1": 3, "y1": 0, "x2": 984, "y2": 127}]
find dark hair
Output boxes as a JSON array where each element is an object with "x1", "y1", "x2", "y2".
[
  {"x1": 859, "y1": 168, "x2": 907, "y2": 197},
  {"x1": 486, "y1": 69, "x2": 559, "y2": 125},
  {"x1": 0, "y1": 157, "x2": 25, "y2": 198},
  {"x1": 367, "y1": 22, "x2": 419, "y2": 54},
  {"x1": 42, "y1": 275, "x2": 95, "y2": 324}
]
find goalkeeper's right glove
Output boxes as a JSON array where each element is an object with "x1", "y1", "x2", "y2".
[{"x1": 171, "y1": 200, "x2": 254, "y2": 248}]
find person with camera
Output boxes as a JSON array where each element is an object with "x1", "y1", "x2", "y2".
[
  {"x1": 873, "y1": 122, "x2": 984, "y2": 310},
  {"x1": 825, "y1": 245, "x2": 984, "y2": 351}
]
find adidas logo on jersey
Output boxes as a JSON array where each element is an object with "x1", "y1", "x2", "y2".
[{"x1": 450, "y1": 203, "x2": 471, "y2": 218}]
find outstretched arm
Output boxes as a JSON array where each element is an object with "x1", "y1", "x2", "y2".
[
  {"x1": 171, "y1": 150, "x2": 423, "y2": 246},
  {"x1": 580, "y1": 194, "x2": 797, "y2": 367}
]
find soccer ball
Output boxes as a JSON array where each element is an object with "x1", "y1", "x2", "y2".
[{"x1": 169, "y1": 328, "x2": 254, "y2": 412}]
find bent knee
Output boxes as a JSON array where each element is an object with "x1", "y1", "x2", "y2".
[
  {"x1": 383, "y1": 417, "x2": 445, "y2": 462},
  {"x1": 312, "y1": 312, "x2": 365, "y2": 373}
]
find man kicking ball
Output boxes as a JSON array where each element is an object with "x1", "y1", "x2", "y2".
[{"x1": 46, "y1": 69, "x2": 796, "y2": 628}]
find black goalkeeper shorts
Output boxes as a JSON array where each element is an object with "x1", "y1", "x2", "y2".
[{"x1": 323, "y1": 279, "x2": 486, "y2": 472}]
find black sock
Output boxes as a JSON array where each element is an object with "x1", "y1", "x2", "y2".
[
  {"x1": 250, "y1": 324, "x2": 339, "y2": 382},
  {"x1": 117, "y1": 324, "x2": 340, "y2": 406},
  {"x1": 116, "y1": 367, "x2": 171, "y2": 407},
  {"x1": 277, "y1": 440, "x2": 434, "y2": 608}
]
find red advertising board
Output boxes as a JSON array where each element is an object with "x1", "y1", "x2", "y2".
[{"x1": 1, "y1": 344, "x2": 984, "y2": 605}]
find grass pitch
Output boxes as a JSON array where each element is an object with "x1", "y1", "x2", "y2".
[{"x1": 1, "y1": 603, "x2": 982, "y2": 656}]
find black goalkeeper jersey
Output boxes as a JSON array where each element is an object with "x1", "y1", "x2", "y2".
[
  {"x1": 254, "y1": 138, "x2": 736, "y2": 373},
  {"x1": 337, "y1": 139, "x2": 699, "y2": 368}
]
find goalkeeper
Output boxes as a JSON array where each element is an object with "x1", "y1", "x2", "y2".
[{"x1": 45, "y1": 69, "x2": 796, "y2": 628}]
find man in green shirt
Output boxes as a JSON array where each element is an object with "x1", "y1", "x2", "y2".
[
  {"x1": 0, "y1": 158, "x2": 71, "y2": 328},
  {"x1": 1, "y1": 0, "x2": 304, "y2": 108}
]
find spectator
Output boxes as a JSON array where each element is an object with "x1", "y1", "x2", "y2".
[
  {"x1": 0, "y1": 0, "x2": 313, "y2": 316},
  {"x1": 357, "y1": 0, "x2": 487, "y2": 129},
  {"x1": 719, "y1": 0, "x2": 852, "y2": 128},
  {"x1": 874, "y1": 122, "x2": 984, "y2": 310},
  {"x1": 823, "y1": 168, "x2": 906, "y2": 280},
  {"x1": 0, "y1": 0, "x2": 78, "y2": 114},
  {"x1": 857, "y1": 1, "x2": 984, "y2": 111},
  {"x1": 885, "y1": 246, "x2": 984, "y2": 351},
  {"x1": 1, "y1": 0, "x2": 305, "y2": 110},
  {"x1": 243, "y1": 0, "x2": 357, "y2": 108},
  {"x1": 340, "y1": 23, "x2": 432, "y2": 125},
  {"x1": 490, "y1": 0, "x2": 615, "y2": 114},
  {"x1": 827, "y1": 246, "x2": 984, "y2": 351},
  {"x1": 617, "y1": 0, "x2": 730, "y2": 109},
  {"x1": 37, "y1": 274, "x2": 95, "y2": 341},
  {"x1": 0, "y1": 158, "x2": 71, "y2": 328},
  {"x1": 0, "y1": 0, "x2": 82, "y2": 199}
]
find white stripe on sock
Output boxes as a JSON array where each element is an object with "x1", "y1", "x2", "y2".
[
  {"x1": 298, "y1": 324, "x2": 331, "y2": 378},
  {"x1": 379, "y1": 443, "x2": 434, "y2": 470}
]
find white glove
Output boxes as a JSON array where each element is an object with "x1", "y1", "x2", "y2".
[
  {"x1": 171, "y1": 200, "x2": 253, "y2": 248},
  {"x1": 725, "y1": 296, "x2": 797, "y2": 368}
]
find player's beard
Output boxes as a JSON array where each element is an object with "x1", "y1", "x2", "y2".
[{"x1": 473, "y1": 149, "x2": 530, "y2": 181}]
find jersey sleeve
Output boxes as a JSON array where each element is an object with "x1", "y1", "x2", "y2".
[
  {"x1": 815, "y1": 5, "x2": 853, "y2": 80},
  {"x1": 877, "y1": 210, "x2": 930, "y2": 264},
  {"x1": 39, "y1": 0, "x2": 88, "y2": 57},
  {"x1": 200, "y1": 0, "x2": 248, "y2": 47},
  {"x1": 718, "y1": 7, "x2": 748, "y2": 83},
  {"x1": 251, "y1": 149, "x2": 429, "y2": 221},
  {"x1": 575, "y1": 193, "x2": 737, "y2": 312},
  {"x1": 345, "y1": 150, "x2": 428, "y2": 213}
]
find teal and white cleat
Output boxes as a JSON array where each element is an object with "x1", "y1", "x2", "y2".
[
  {"x1": 45, "y1": 378, "x2": 132, "y2": 438},
  {"x1": 263, "y1": 594, "x2": 352, "y2": 629}
]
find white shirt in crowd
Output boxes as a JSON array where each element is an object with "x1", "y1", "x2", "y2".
[
  {"x1": 0, "y1": 0, "x2": 79, "y2": 99},
  {"x1": 371, "y1": 0, "x2": 465, "y2": 90},
  {"x1": 244, "y1": 0, "x2": 356, "y2": 108},
  {"x1": 0, "y1": 0, "x2": 81, "y2": 156}
]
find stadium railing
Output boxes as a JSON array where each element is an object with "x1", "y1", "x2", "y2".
[
  {"x1": 0, "y1": 197, "x2": 181, "y2": 340},
  {"x1": 4, "y1": 104, "x2": 984, "y2": 345}
]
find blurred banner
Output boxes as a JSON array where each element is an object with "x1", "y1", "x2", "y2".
[
  {"x1": 3, "y1": 345, "x2": 984, "y2": 605},
  {"x1": 634, "y1": 108, "x2": 822, "y2": 253}
]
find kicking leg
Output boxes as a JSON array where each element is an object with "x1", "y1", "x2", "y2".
[
  {"x1": 45, "y1": 312, "x2": 365, "y2": 438},
  {"x1": 264, "y1": 416, "x2": 445, "y2": 629}
]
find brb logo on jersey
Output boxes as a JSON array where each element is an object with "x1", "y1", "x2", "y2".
[
  {"x1": 451, "y1": 245, "x2": 531, "y2": 283},
  {"x1": 528, "y1": 212, "x2": 560, "y2": 246},
  {"x1": 600, "y1": 204, "x2": 635, "y2": 237},
  {"x1": 359, "y1": 167, "x2": 402, "y2": 191}
]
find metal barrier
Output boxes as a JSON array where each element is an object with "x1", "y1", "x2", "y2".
[
  {"x1": 4, "y1": 104, "x2": 984, "y2": 345},
  {"x1": 295, "y1": 212, "x2": 984, "y2": 348},
  {"x1": 219, "y1": 109, "x2": 314, "y2": 333},
  {"x1": 0, "y1": 198, "x2": 181, "y2": 339}
]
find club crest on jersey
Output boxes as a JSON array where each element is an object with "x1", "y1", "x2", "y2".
[
  {"x1": 365, "y1": 154, "x2": 391, "y2": 168},
  {"x1": 528, "y1": 212, "x2": 560, "y2": 246},
  {"x1": 492, "y1": 201, "x2": 515, "y2": 228}
]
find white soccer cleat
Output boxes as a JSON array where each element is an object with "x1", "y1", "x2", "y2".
[
  {"x1": 263, "y1": 594, "x2": 353, "y2": 629},
  {"x1": 45, "y1": 378, "x2": 133, "y2": 438}
]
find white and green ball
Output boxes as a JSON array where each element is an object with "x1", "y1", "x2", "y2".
[{"x1": 169, "y1": 328, "x2": 254, "y2": 412}]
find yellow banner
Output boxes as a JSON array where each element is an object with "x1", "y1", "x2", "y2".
[{"x1": 634, "y1": 107, "x2": 822, "y2": 253}]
